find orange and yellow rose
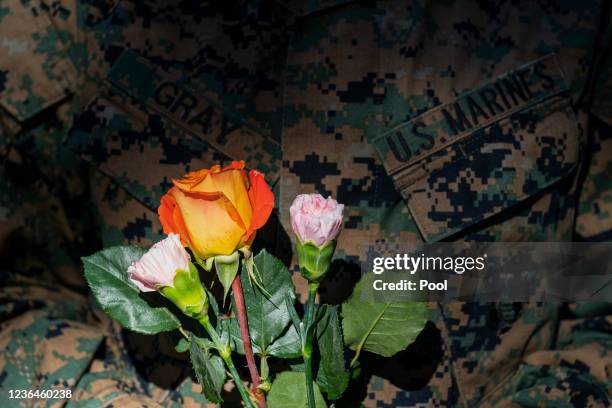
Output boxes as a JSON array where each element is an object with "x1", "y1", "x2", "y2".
[{"x1": 158, "y1": 161, "x2": 274, "y2": 259}]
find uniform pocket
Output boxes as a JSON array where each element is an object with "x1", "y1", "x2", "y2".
[
  {"x1": 373, "y1": 54, "x2": 581, "y2": 242},
  {"x1": 0, "y1": 0, "x2": 77, "y2": 124},
  {"x1": 66, "y1": 50, "x2": 281, "y2": 211}
]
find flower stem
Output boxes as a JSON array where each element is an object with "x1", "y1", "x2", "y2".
[
  {"x1": 302, "y1": 282, "x2": 319, "y2": 408},
  {"x1": 232, "y1": 276, "x2": 266, "y2": 407},
  {"x1": 198, "y1": 316, "x2": 256, "y2": 408}
]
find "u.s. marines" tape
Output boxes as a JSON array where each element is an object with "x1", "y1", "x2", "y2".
[{"x1": 373, "y1": 54, "x2": 569, "y2": 177}]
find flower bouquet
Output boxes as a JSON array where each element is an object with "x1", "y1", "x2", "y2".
[{"x1": 83, "y1": 161, "x2": 427, "y2": 407}]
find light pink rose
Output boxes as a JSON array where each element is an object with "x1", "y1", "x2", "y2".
[
  {"x1": 290, "y1": 194, "x2": 344, "y2": 247},
  {"x1": 128, "y1": 234, "x2": 190, "y2": 292}
]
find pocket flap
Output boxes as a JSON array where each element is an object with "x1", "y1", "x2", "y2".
[
  {"x1": 0, "y1": 0, "x2": 77, "y2": 122},
  {"x1": 372, "y1": 54, "x2": 580, "y2": 242}
]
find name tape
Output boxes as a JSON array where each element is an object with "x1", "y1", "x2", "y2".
[{"x1": 373, "y1": 54, "x2": 568, "y2": 175}]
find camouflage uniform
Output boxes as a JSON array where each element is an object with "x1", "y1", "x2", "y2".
[{"x1": 1, "y1": 0, "x2": 611, "y2": 407}]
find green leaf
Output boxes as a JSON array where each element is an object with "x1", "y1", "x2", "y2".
[
  {"x1": 182, "y1": 330, "x2": 215, "y2": 352},
  {"x1": 207, "y1": 287, "x2": 220, "y2": 317},
  {"x1": 190, "y1": 338, "x2": 226, "y2": 403},
  {"x1": 267, "y1": 324, "x2": 301, "y2": 358},
  {"x1": 268, "y1": 372, "x2": 327, "y2": 408},
  {"x1": 286, "y1": 295, "x2": 302, "y2": 335},
  {"x1": 226, "y1": 320, "x2": 300, "y2": 358},
  {"x1": 317, "y1": 305, "x2": 349, "y2": 400},
  {"x1": 231, "y1": 249, "x2": 297, "y2": 357},
  {"x1": 342, "y1": 273, "x2": 427, "y2": 358},
  {"x1": 82, "y1": 246, "x2": 180, "y2": 334},
  {"x1": 204, "y1": 287, "x2": 225, "y2": 334},
  {"x1": 218, "y1": 318, "x2": 243, "y2": 353},
  {"x1": 175, "y1": 338, "x2": 190, "y2": 353}
]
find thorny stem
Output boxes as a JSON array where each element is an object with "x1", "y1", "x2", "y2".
[
  {"x1": 198, "y1": 315, "x2": 256, "y2": 408},
  {"x1": 232, "y1": 276, "x2": 266, "y2": 408},
  {"x1": 302, "y1": 282, "x2": 319, "y2": 408}
]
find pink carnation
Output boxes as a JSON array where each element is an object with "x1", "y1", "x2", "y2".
[
  {"x1": 128, "y1": 234, "x2": 190, "y2": 292},
  {"x1": 290, "y1": 194, "x2": 344, "y2": 247}
]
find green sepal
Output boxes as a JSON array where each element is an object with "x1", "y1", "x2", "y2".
[
  {"x1": 214, "y1": 252, "x2": 240, "y2": 301},
  {"x1": 203, "y1": 257, "x2": 215, "y2": 272},
  {"x1": 192, "y1": 251, "x2": 215, "y2": 272},
  {"x1": 160, "y1": 263, "x2": 208, "y2": 318},
  {"x1": 295, "y1": 239, "x2": 337, "y2": 283}
]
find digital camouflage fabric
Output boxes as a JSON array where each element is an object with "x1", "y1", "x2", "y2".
[{"x1": 1, "y1": 0, "x2": 612, "y2": 407}]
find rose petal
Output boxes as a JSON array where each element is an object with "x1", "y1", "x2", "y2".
[
  {"x1": 245, "y1": 170, "x2": 274, "y2": 240},
  {"x1": 172, "y1": 188, "x2": 247, "y2": 258}
]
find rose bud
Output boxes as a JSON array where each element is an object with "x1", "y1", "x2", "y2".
[
  {"x1": 158, "y1": 161, "x2": 274, "y2": 260},
  {"x1": 290, "y1": 194, "x2": 344, "y2": 283},
  {"x1": 128, "y1": 234, "x2": 208, "y2": 317}
]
